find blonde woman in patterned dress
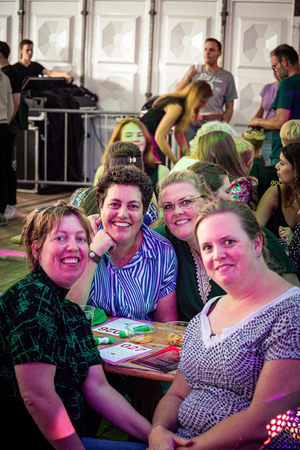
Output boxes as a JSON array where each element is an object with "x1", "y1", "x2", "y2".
[{"x1": 149, "y1": 199, "x2": 300, "y2": 450}]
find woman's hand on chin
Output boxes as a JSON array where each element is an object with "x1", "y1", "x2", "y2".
[
  {"x1": 90, "y1": 228, "x2": 117, "y2": 256},
  {"x1": 88, "y1": 214, "x2": 102, "y2": 240},
  {"x1": 148, "y1": 425, "x2": 192, "y2": 450}
]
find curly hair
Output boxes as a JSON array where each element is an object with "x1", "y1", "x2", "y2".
[
  {"x1": 194, "y1": 199, "x2": 268, "y2": 260},
  {"x1": 281, "y1": 143, "x2": 300, "y2": 207},
  {"x1": 104, "y1": 117, "x2": 159, "y2": 169},
  {"x1": 103, "y1": 142, "x2": 143, "y2": 171},
  {"x1": 21, "y1": 201, "x2": 90, "y2": 272},
  {"x1": 96, "y1": 165, "x2": 153, "y2": 214},
  {"x1": 153, "y1": 80, "x2": 213, "y2": 133}
]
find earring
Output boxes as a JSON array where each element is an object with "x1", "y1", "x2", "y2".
[
  {"x1": 294, "y1": 174, "x2": 298, "y2": 182},
  {"x1": 256, "y1": 252, "x2": 262, "y2": 259}
]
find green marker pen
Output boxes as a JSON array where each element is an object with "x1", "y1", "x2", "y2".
[
  {"x1": 94, "y1": 336, "x2": 114, "y2": 345},
  {"x1": 119, "y1": 324, "x2": 151, "y2": 338}
]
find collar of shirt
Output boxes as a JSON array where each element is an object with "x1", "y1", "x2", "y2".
[{"x1": 99, "y1": 223, "x2": 157, "y2": 269}]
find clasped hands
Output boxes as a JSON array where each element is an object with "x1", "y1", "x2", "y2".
[{"x1": 147, "y1": 424, "x2": 193, "y2": 450}]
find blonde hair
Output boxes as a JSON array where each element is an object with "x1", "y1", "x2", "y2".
[
  {"x1": 235, "y1": 139, "x2": 254, "y2": 167},
  {"x1": 189, "y1": 121, "x2": 237, "y2": 156},
  {"x1": 157, "y1": 170, "x2": 212, "y2": 205},
  {"x1": 280, "y1": 120, "x2": 300, "y2": 145},
  {"x1": 153, "y1": 80, "x2": 213, "y2": 134},
  {"x1": 241, "y1": 130, "x2": 266, "y2": 150}
]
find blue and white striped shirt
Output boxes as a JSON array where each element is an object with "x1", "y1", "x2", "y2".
[{"x1": 87, "y1": 224, "x2": 178, "y2": 320}]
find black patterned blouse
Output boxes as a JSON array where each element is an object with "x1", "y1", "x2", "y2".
[{"x1": 0, "y1": 265, "x2": 103, "y2": 448}]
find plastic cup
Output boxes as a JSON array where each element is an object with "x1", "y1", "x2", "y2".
[
  {"x1": 79, "y1": 305, "x2": 95, "y2": 327},
  {"x1": 163, "y1": 321, "x2": 188, "y2": 347}
]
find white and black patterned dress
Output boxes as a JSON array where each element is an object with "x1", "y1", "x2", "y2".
[{"x1": 177, "y1": 287, "x2": 300, "y2": 449}]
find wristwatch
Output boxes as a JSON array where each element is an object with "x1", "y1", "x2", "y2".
[{"x1": 88, "y1": 250, "x2": 102, "y2": 264}]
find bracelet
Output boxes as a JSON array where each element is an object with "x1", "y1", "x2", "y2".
[{"x1": 88, "y1": 250, "x2": 102, "y2": 264}]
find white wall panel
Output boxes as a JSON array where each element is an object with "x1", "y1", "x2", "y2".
[
  {"x1": 23, "y1": 0, "x2": 82, "y2": 81},
  {"x1": 0, "y1": 0, "x2": 20, "y2": 63},
  {"x1": 88, "y1": 0, "x2": 150, "y2": 113},
  {"x1": 153, "y1": 0, "x2": 222, "y2": 95}
]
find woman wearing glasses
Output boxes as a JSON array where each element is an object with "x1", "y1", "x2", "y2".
[{"x1": 155, "y1": 169, "x2": 299, "y2": 321}]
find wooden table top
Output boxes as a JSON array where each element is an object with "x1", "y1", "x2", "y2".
[{"x1": 93, "y1": 318, "x2": 178, "y2": 382}]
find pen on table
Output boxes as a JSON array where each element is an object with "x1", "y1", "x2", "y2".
[
  {"x1": 119, "y1": 324, "x2": 151, "y2": 338},
  {"x1": 94, "y1": 336, "x2": 114, "y2": 345}
]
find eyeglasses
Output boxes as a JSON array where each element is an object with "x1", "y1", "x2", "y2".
[
  {"x1": 161, "y1": 196, "x2": 205, "y2": 214},
  {"x1": 271, "y1": 59, "x2": 281, "y2": 72}
]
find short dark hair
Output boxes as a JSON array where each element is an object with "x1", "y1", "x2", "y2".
[
  {"x1": 273, "y1": 44, "x2": 299, "y2": 65},
  {"x1": 205, "y1": 38, "x2": 222, "y2": 52},
  {"x1": 96, "y1": 165, "x2": 153, "y2": 214},
  {"x1": 0, "y1": 41, "x2": 10, "y2": 59},
  {"x1": 20, "y1": 39, "x2": 33, "y2": 50}
]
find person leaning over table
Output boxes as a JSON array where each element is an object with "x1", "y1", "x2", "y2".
[
  {"x1": 0, "y1": 201, "x2": 150, "y2": 450},
  {"x1": 148, "y1": 198, "x2": 300, "y2": 450},
  {"x1": 68, "y1": 165, "x2": 178, "y2": 322},
  {"x1": 153, "y1": 169, "x2": 300, "y2": 322}
]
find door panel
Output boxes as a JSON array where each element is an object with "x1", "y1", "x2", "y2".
[{"x1": 226, "y1": 0, "x2": 293, "y2": 129}]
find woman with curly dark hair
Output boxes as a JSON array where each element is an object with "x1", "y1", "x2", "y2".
[{"x1": 68, "y1": 165, "x2": 178, "y2": 322}]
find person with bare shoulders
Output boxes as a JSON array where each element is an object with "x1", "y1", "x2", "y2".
[{"x1": 255, "y1": 143, "x2": 300, "y2": 239}]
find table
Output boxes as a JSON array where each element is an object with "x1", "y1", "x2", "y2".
[{"x1": 93, "y1": 319, "x2": 177, "y2": 382}]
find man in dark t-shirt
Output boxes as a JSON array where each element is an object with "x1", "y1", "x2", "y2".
[
  {"x1": 0, "y1": 41, "x2": 22, "y2": 221},
  {"x1": 13, "y1": 38, "x2": 72, "y2": 84}
]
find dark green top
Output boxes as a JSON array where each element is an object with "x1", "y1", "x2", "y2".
[
  {"x1": 155, "y1": 225, "x2": 297, "y2": 322},
  {"x1": 0, "y1": 265, "x2": 103, "y2": 448},
  {"x1": 271, "y1": 73, "x2": 300, "y2": 159},
  {"x1": 155, "y1": 225, "x2": 226, "y2": 321}
]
